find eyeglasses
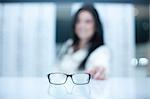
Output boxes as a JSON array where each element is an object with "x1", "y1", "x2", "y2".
[{"x1": 47, "y1": 73, "x2": 91, "y2": 85}]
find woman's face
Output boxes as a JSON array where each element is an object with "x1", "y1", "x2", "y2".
[{"x1": 75, "y1": 11, "x2": 95, "y2": 42}]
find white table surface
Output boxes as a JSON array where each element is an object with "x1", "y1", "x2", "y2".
[{"x1": 0, "y1": 77, "x2": 149, "y2": 99}]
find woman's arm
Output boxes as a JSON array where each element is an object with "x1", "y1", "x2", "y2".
[
  {"x1": 52, "y1": 39, "x2": 73, "y2": 72},
  {"x1": 85, "y1": 46, "x2": 111, "y2": 80}
]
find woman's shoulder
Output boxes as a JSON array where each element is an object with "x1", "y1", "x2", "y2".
[
  {"x1": 89, "y1": 45, "x2": 110, "y2": 60},
  {"x1": 57, "y1": 39, "x2": 73, "y2": 58},
  {"x1": 93, "y1": 45, "x2": 110, "y2": 54},
  {"x1": 63, "y1": 39, "x2": 73, "y2": 47},
  {"x1": 61, "y1": 39, "x2": 73, "y2": 50},
  {"x1": 62, "y1": 39, "x2": 74, "y2": 53}
]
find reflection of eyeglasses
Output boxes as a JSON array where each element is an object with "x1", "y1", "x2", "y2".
[{"x1": 47, "y1": 73, "x2": 91, "y2": 85}]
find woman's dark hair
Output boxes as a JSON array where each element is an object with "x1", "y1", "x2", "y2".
[{"x1": 72, "y1": 4, "x2": 104, "y2": 70}]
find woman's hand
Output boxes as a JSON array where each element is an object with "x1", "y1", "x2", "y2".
[{"x1": 86, "y1": 66, "x2": 106, "y2": 80}]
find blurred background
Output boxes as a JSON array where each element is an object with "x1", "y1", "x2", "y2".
[{"x1": 0, "y1": 0, "x2": 149, "y2": 77}]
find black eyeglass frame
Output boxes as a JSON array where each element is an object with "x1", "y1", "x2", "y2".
[{"x1": 47, "y1": 72, "x2": 91, "y2": 85}]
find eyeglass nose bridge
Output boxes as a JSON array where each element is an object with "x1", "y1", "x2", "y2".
[
  {"x1": 66, "y1": 74, "x2": 72, "y2": 77},
  {"x1": 65, "y1": 74, "x2": 74, "y2": 83}
]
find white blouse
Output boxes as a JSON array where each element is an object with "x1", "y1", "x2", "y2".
[{"x1": 55, "y1": 39, "x2": 111, "y2": 73}]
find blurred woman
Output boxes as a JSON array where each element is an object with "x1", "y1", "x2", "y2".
[{"x1": 55, "y1": 4, "x2": 110, "y2": 80}]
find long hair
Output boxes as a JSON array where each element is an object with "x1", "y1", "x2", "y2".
[{"x1": 72, "y1": 4, "x2": 104, "y2": 70}]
